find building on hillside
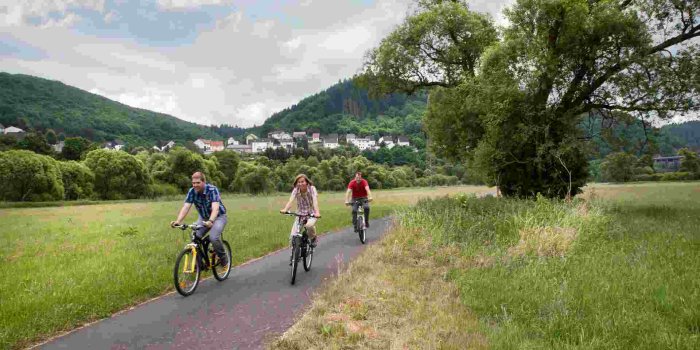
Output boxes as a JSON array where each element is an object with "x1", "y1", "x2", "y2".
[
  {"x1": 323, "y1": 134, "x2": 339, "y2": 149},
  {"x1": 277, "y1": 137, "x2": 295, "y2": 150},
  {"x1": 162, "y1": 141, "x2": 175, "y2": 151},
  {"x1": 344, "y1": 134, "x2": 356, "y2": 144},
  {"x1": 378, "y1": 136, "x2": 395, "y2": 149},
  {"x1": 268, "y1": 130, "x2": 291, "y2": 140},
  {"x1": 3, "y1": 126, "x2": 25, "y2": 135},
  {"x1": 103, "y1": 140, "x2": 125, "y2": 151},
  {"x1": 209, "y1": 140, "x2": 224, "y2": 152},
  {"x1": 396, "y1": 135, "x2": 410, "y2": 147},
  {"x1": 653, "y1": 155, "x2": 684, "y2": 172},
  {"x1": 52, "y1": 141, "x2": 65, "y2": 153},
  {"x1": 292, "y1": 131, "x2": 307, "y2": 140},
  {"x1": 227, "y1": 144, "x2": 253, "y2": 154},
  {"x1": 245, "y1": 133, "x2": 259, "y2": 145},
  {"x1": 351, "y1": 136, "x2": 376, "y2": 151},
  {"x1": 227, "y1": 137, "x2": 239, "y2": 146},
  {"x1": 251, "y1": 139, "x2": 272, "y2": 153},
  {"x1": 193, "y1": 139, "x2": 224, "y2": 153},
  {"x1": 311, "y1": 133, "x2": 321, "y2": 143}
]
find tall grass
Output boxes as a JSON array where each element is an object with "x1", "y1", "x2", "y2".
[
  {"x1": 0, "y1": 186, "x2": 486, "y2": 349},
  {"x1": 397, "y1": 183, "x2": 700, "y2": 349}
]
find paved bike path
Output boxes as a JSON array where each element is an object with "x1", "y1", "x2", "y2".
[{"x1": 36, "y1": 217, "x2": 393, "y2": 350}]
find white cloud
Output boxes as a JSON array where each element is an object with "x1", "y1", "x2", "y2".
[
  {"x1": 0, "y1": 0, "x2": 105, "y2": 27},
  {"x1": 319, "y1": 26, "x2": 373, "y2": 53},
  {"x1": 39, "y1": 12, "x2": 82, "y2": 29},
  {"x1": 251, "y1": 20, "x2": 275, "y2": 39},
  {"x1": 156, "y1": 0, "x2": 230, "y2": 10}
]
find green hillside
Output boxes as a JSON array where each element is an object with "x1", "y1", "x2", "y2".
[
  {"x1": 0, "y1": 72, "x2": 222, "y2": 146},
  {"x1": 253, "y1": 80, "x2": 428, "y2": 145}
]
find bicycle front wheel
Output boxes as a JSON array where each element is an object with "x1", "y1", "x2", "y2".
[
  {"x1": 174, "y1": 247, "x2": 200, "y2": 296},
  {"x1": 357, "y1": 215, "x2": 366, "y2": 244},
  {"x1": 213, "y1": 240, "x2": 232, "y2": 281},
  {"x1": 290, "y1": 236, "x2": 300, "y2": 285},
  {"x1": 303, "y1": 243, "x2": 313, "y2": 271}
]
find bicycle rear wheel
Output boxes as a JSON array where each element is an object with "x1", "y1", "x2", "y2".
[
  {"x1": 174, "y1": 247, "x2": 200, "y2": 296},
  {"x1": 290, "y1": 236, "x2": 300, "y2": 285},
  {"x1": 213, "y1": 240, "x2": 232, "y2": 281}
]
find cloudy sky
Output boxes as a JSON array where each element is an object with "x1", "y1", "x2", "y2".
[{"x1": 0, "y1": 0, "x2": 513, "y2": 127}]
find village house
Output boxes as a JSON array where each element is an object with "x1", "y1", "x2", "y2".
[
  {"x1": 193, "y1": 139, "x2": 224, "y2": 153},
  {"x1": 378, "y1": 136, "x2": 395, "y2": 149},
  {"x1": 268, "y1": 130, "x2": 292, "y2": 140},
  {"x1": 227, "y1": 137, "x2": 239, "y2": 146},
  {"x1": 227, "y1": 144, "x2": 253, "y2": 154},
  {"x1": 245, "y1": 133, "x2": 259, "y2": 145},
  {"x1": 103, "y1": 140, "x2": 125, "y2": 151},
  {"x1": 292, "y1": 131, "x2": 307, "y2": 140},
  {"x1": 3, "y1": 126, "x2": 26, "y2": 139},
  {"x1": 396, "y1": 135, "x2": 410, "y2": 147},
  {"x1": 52, "y1": 141, "x2": 65, "y2": 153},
  {"x1": 351, "y1": 136, "x2": 376, "y2": 151},
  {"x1": 251, "y1": 139, "x2": 272, "y2": 153},
  {"x1": 323, "y1": 134, "x2": 339, "y2": 149},
  {"x1": 653, "y1": 155, "x2": 684, "y2": 172},
  {"x1": 310, "y1": 133, "x2": 321, "y2": 143}
]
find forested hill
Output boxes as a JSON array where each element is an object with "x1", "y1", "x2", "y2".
[
  {"x1": 0, "y1": 72, "x2": 226, "y2": 146},
  {"x1": 664, "y1": 121, "x2": 700, "y2": 148},
  {"x1": 253, "y1": 80, "x2": 429, "y2": 145}
]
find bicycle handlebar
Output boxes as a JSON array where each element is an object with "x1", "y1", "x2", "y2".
[
  {"x1": 345, "y1": 198, "x2": 373, "y2": 205},
  {"x1": 281, "y1": 211, "x2": 321, "y2": 219},
  {"x1": 171, "y1": 223, "x2": 204, "y2": 230}
]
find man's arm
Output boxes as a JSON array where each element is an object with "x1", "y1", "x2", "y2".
[
  {"x1": 365, "y1": 183, "x2": 372, "y2": 201},
  {"x1": 172, "y1": 203, "x2": 193, "y2": 226},
  {"x1": 205, "y1": 202, "x2": 220, "y2": 227},
  {"x1": 345, "y1": 188, "x2": 352, "y2": 203}
]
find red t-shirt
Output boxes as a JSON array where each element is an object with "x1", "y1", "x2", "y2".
[{"x1": 348, "y1": 179, "x2": 369, "y2": 198}]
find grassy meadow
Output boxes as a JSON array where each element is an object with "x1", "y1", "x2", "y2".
[
  {"x1": 0, "y1": 186, "x2": 489, "y2": 349},
  {"x1": 272, "y1": 182, "x2": 700, "y2": 349}
]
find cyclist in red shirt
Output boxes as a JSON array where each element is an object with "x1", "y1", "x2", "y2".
[{"x1": 345, "y1": 171, "x2": 373, "y2": 229}]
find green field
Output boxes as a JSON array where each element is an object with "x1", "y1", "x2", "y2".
[
  {"x1": 272, "y1": 182, "x2": 700, "y2": 349},
  {"x1": 0, "y1": 186, "x2": 488, "y2": 349}
]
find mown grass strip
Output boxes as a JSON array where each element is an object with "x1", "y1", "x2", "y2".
[{"x1": 0, "y1": 186, "x2": 486, "y2": 349}]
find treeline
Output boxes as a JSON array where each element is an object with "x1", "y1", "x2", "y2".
[
  {"x1": 0, "y1": 146, "x2": 468, "y2": 202},
  {"x1": 590, "y1": 148, "x2": 700, "y2": 183}
]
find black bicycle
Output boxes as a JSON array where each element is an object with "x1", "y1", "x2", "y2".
[
  {"x1": 282, "y1": 212, "x2": 319, "y2": 285},
  {"x1": 171, "y1": 223, "x2": 232, "y2": 296},
  {"x1": 346, "y1": 198, "x2": 371, "y2": 244}
]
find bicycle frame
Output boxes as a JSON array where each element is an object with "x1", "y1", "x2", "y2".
[
  {"x1": 352, "y1": 198, "x2": 369, "y2": 230},
  {"x1": 179, "y1": 226, "x2": 213, "y2": 272}
]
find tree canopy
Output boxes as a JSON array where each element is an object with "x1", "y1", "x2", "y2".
[{"x1": 361, "y1": 0, "x2": 700, "y2": 197}]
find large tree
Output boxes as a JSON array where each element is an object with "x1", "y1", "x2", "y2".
[{"x1": 361, "y1": 0, "x2": 699, "y2": 197}]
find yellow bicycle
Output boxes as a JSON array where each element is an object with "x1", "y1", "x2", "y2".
[{"x1": 172, "y1": 223, "x2": 232, "y2": 296}]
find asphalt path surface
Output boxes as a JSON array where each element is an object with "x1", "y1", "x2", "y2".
[{"x1": 36, "y1": 217, "x2": 393, "y2": 350}]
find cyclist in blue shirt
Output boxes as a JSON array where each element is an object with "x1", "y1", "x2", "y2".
[{"x1": 171, "y1": 172, "x2": 228, "y2": 266}]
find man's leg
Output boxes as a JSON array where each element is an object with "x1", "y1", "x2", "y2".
[
  {"x1": 363, "y1": 201, "x2": 370, "y2": 228},
  {"x1": 352, "y1": 201, "x2": 360, "y2": 229},
  {"x1": 208, "y1": 215, "x2": 228, "y2": 265}
]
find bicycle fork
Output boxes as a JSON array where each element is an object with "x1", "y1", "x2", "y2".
[{"x1": 183, "y1": 244, "x2": 198, "y2": 273}]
